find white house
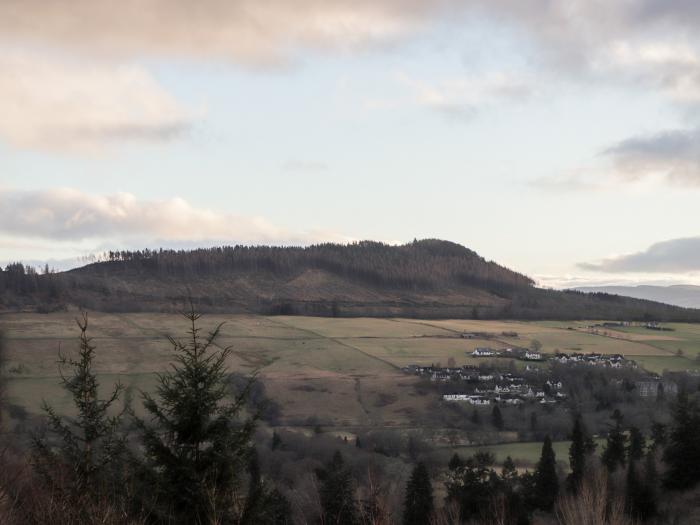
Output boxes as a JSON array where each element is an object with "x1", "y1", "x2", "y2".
[
  {"x1": 472, "y1": 348, "x2": 495, "y2": 357},
  {"x1": 443, "y1": 394, "x2": 470, "y2": 402},
  {"x1": 467, "y1": 396, "x2": 491, "y2": 406},
  {"x1": 524, "y1": 350, "x2": 542, "y2": 361}
]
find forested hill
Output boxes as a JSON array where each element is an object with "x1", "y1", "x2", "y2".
[{"x1": 2, "y1": 239, "x2": 700, "y2": 321}]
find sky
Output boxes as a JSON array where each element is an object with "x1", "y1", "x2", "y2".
[{"x1": 2, "y1": 1, "x2": 700, "y2": 288}]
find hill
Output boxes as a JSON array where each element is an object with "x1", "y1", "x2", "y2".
[
  {"x1": 2, "y1": 239, "x2": 700, "y2": 320},
  {"x1": 576, "y1": 284, "x2": 700, "y2": 309}
]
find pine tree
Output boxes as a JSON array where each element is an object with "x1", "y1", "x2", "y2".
[
  {"x1": 534, "y1": 435, "x2": 558, "y2": 511},
  {"x1": 663, "y1": 391, "x2": 700, "y2": 490},
  {"x1": 492, "y1": 405, "x2": 504, "y2": 431},
  {"x1": 403, "y1": 462, "x2": 433, "y2": 525},
  {"x1": 32, "y1": 313, "x2": 126, "y2": 499},
  {"x1": 134, "y1": 307, "x2": 256, "y2": 524},
  {"x1": 602, "y1": 411, "x2": 627, "y2": 473},
  {"x1": 316, "y1": 450, "x2": 358, "y2": 525}
]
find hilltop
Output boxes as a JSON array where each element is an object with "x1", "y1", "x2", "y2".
[{"x1": 2, "y1": 239, "x2": 700, "y2": 321}]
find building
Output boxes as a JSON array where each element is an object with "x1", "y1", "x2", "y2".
[
  {"x1": 472, "y1": 348, "x2": 495, "y2": 357},
  {"x1": 524, "y1": 350, "x2": 542, "y2": 361}
]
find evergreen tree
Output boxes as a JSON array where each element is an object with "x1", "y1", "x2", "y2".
[
  {"x1": 134, "y1": 307, "x2": 256, "y2": 524},
  {"x1": 448, "y1": 453, "x2": 464, "y2": 471},
  {"x1": 242, "y1": 449, "x2": 291, "y2": 525},
  {"x1": 271, "y1": 430, "x2": 282, "y2": 450},
  {"x1": 492, "y1": 405, "x2": 504, "y2": 431},
  {"x1": 32, "y1": 313, "x2": 126, "y2": 500},
  {"x1": 566, "y1": 416, "x2": 589, "y2": 491},
  {"x1": 533, "y1": 436, "x2": 558, "y2": 511},
  {"x1": 627, "y1": 426, "x2": 645, "y2": 461},
  {"x1": 663, "y1": 391, "x2": 700, "y2": 490},
  {"x1": 650, "y1": 422, "x2": 667, "y2": 450},
  {"x1": 446, "y1": 454, "x2": 494, "y2": 521},
  {"x1": 626, "y1": 457, "x2": 657, "y2": 521},
  {"x1": 470, "y1": 408, "x2": 480, "y2": 425},
  {"x1": 403, "y1": 462, "x2": 433, "y2": 525},
  {"x1": 501, "y1": 456, "x2": 518, "y2": 484},
  {"x1": 602, "y1": 412, "x2": 627, "y2": 473},
  {"x1": 530, "y1": 411, "x2": 537, "y2": 431},
  {"x1": 316, "y1": 450, "x2": 358, "y2": 525}
]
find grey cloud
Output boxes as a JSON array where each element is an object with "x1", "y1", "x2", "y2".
[
  {"x1": 603, "y1": 127, "x2": 700, "y2": 184},
  {"x1": 579, "y1": 236, "x2": 700, "y2": 273}
]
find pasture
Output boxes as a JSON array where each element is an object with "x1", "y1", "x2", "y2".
[{"x1": 2, "y1": 313, "x2": 699, "y2": 449}]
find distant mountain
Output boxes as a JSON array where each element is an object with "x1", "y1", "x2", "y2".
[
  {"x1": 576, "y1": 285, "x2": 700, "y2": 309},
  {"x1": 2, "y1": 239, "x2": 700, "y2": 321}
]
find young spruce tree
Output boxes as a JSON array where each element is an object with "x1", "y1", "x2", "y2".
[
  {"x1": 135, "y1": 307, "x2": 256, "y2": 524},
  {"x1": 32, "y1": 314, "x2": 126, "y2": 505}
]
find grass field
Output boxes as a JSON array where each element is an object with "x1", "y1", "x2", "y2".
[
  {"x1": 448, "y1": 438, "x2": 607, "y2": 467},
  {"x1": 2, "y1": 313, "x2": 699, "y2": 444}
]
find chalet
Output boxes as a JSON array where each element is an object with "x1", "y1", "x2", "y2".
[{"x1": 472, "y1": 348, "x2": 495, "y2": 357}]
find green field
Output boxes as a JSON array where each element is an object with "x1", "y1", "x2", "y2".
[
  {"x1": 2, "y1": 314, "x2": 699, "y2": 447},
  {"x1": 448, "y1": 438, "x2": 607, "y2": 467}
]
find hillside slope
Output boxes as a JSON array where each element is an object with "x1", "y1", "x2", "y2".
[
  {"x1": 2, "y1": 239, "x2": 700, "y2": 321},
  {"x1": 576, "y1": 285, "x2": 700, "y2": 309}
]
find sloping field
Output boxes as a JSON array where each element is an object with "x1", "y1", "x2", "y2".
[{"x1": 2, "y1": 314, "x2": 698, "y2": 430}]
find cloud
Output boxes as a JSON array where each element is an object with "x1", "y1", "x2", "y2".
[
  {"x1": 0, "y1": 188, "x2": 352, "y2": 245},
  {"x1": 580, "y1": 236, "x2": 700, "y2": 273},
  {"x1": 0, "y1": 50, "x2": 193, "y2": 152},
  {"x1": 603, "y1": 127, "x2": 700, "y2": 184},
  {"x1": 0, "y1": 0, "x2": 443, "y2": 66}
]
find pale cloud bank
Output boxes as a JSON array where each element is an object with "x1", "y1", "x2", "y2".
[
  {"x1": 0, "y1": 188, "x2": 352, "y2": 246},
  {"x1": 580, "y1": 236, "x2": 700, "y2": 273},
  {"x1": 0, "y1": 50, "x2": 193, "y2": 152}
]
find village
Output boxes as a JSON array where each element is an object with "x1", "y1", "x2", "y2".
[{"x1": 401, "y1": 345, "x2": 641, "y2": 407}]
